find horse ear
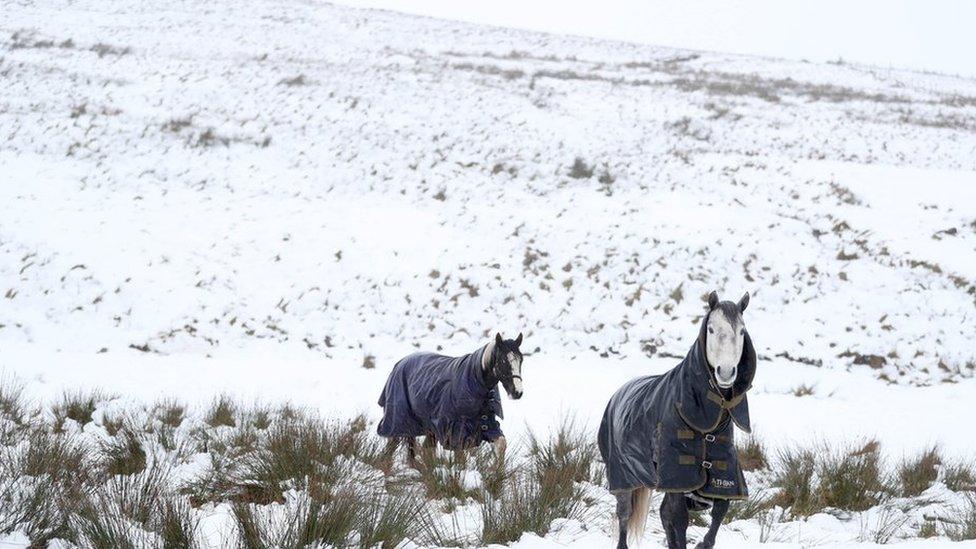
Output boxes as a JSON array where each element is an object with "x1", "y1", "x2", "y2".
[
  {"x1": 514, "y1": 333, "x2": 523, "y2": 347},
  {"x1": 707, "y1": 291, "x2": 719, "y2": 310},
  {"x1": 738, "y1": 292, "x2": 750, "y2": 313},
  {"x1": 495, "y1": 333, "x2": 503, "y2": 346}
]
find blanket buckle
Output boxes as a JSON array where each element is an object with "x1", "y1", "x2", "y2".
[
  {"x1": 702, "y1": 461, "x2": 713, "y2": 469},
  {"x1": 704, "y1": 434, "x2": 716, "y2": 442}
]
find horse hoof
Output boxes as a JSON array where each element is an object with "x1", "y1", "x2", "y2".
[{"x1": 694, "y1": 543, "x2": 713, "y2": 549}]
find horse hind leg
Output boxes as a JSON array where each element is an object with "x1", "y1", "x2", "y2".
[
  {"x1": 614, "y1": 487, "x2": 651, "y2": 549},
  {"x1": 660, "y1": 492, "x2": 689, "y2": 549},
  {"x1": 694, "y1": 498, "x2": 729, "y2": 549},
  {"x1": 613, "y1": 490, "x2": 633, "y2": 549}
]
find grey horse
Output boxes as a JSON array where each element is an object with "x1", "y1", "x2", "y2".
[{"x1": 599, "y1": 291, "x2": 756, "y2": 549}]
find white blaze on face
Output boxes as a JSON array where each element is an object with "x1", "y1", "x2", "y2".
[
  {"x1": 705, "y1": 311, "x2": 745, "y2": 388},
  {"x1": 507, "y1": 352, "x2": 523, "y2": 394}
]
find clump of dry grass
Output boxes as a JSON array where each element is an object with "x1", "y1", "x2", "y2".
[
  {"x1": 568, "y1": 157, "x2": 594, "y2": 179},
  {"x1": 153, "y1": 399, "x2": 185, "y2": 428},
  {"x1": 480, "y1": 420, "x2": 596, "y2": 544},
  {"x1": 772, "y1": 446, "x2": 818, "y2": 515},
  {"x1": 52, "y1": 389, "x2": 112, "y2": 431},
  {"x1": 100, "y1": 424, "x2": 147, "y2": 476},
  {"x1": 205, "y1": 394, "x2": 237, "y2": 428},
  {"x1": 737, "y1": 434, "x2": 769, "y2": 471},
  {"x1": 773, "y1": 439, "x2": 890, "y2": 516},
  {"x1": 0, "y1": 377, "x2": 31, "y2": 444},
  {"x1": 233, "y1": 488, "x2": 440, "y2": 549},
  {"x1": 414, "y1": 446, "x2": 480, "y2": 503},
  {"x1": 0, "y1": 429, "x2": 99, "y2": 544},
  {"x1": 479, "y1": 467, "x2": 589, "y2": 544},
  {"x1": 527, "y1": 417, "x2": 601, "y2": 486},
  {"x1": 73, "y1": 462, "x2": 201, "y2": 548},
  {"x1": 231, "y1": 414, "x2": 384, "y2": 505},
  {"x1": 791, "y1": 383, "x2": 816, "y2": 397},
  {"x1": 818, "y1": 440, "x2": 889, "y2": 512},
  {"x1": 725, "y1": 490, "x2": 775, "y2": 522},
  {"x1": 944, "y1": 460, "x2": 976, "y2": 492},
  {"x1": 897, "y1": 446, "x2": 941, "y2": 497}
]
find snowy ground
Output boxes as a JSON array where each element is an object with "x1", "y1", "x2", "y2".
[{"x1": 2, "y1": 0, "x2": 976, "y2": 546}]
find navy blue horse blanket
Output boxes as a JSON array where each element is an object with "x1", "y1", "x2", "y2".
[
  {"x1": 598, "y1": 315, "x2": 756, "y2": 499},
  {"x1": 377, "y1": 346, "x2": 503, "y2": 450}
]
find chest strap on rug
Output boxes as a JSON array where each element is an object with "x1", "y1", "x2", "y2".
[
  {"x1": 706, "y1": 391, "x2": 746, "y2": 409},
  {"x1": 677, "y1": 429, "x2": 729, "y2": 442},
  {"x1": 679, "y1": 455, "x2": 728, "y2": 470}
]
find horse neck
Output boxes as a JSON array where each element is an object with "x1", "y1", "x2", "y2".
[{"x1": 480, "y1": 340, "x2": 498, "y2": 388}]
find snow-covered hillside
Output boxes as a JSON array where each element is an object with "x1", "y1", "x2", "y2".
[
  {"x1": 2, "y1": 0, "x2": 975, "y2": 382},
  {"x1": 1, "y1": 0, "x2": 976, "y2": 546}
]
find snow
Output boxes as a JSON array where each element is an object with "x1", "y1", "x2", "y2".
[
  {"x1": 2, "y1": 0, "x2": 976, "y2": 546},
  {"x1": 330, "y1": 0, "x2": 976, "y2": 77}
]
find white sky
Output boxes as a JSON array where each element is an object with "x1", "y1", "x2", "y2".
[{"x1": 330, "y1": 0, "x2": 976, "y2": 77}]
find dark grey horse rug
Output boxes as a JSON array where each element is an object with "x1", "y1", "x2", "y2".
[
  {"x1": 598, "y1": 315, "x2": 756, "y2": 499},
  {"x1": 377, "y1": 346, "x2": 503, "y2": 450}
]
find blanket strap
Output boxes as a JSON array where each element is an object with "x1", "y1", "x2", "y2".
[
  {"x1": 707, "y1": 391, "x2": 746, "y2": 409},
  {"x1": 678, "y1": 429, "x2": 729, "y2": 442},
  {"x1": 679, "y1": 455, "x2": 729, "y2": 470}
]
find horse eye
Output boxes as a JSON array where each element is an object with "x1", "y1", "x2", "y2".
[
  {"x1": 739, "y1": 329, "x2": 745, "y2": 335},
  {"x1": 708, "y1": 327, "x2": 714, "y2": 334}
]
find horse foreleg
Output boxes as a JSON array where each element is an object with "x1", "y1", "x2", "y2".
[
  {"x1": 406, "y1": 437, "x2": 418, "y2": 466},
  {"x1": 492, "y1": 436, "x2": 507, "y2": 462},
  {"x1": 613, "y1": 490, "x2": 633, "y2": 549},
  {"x1": 695, "y1": 498, "x2": 729, "y2": 549},
  {"x1": 661, "y1": 493, "x2": 689, "y2": 549},
  {"x1": 380, "y1": 438, "x2": 399, "y2": 471}
]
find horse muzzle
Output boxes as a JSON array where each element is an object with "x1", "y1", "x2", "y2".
[
  {"x1": 715, "y1": 366, "x2": 737, "y2": 388},
  {"x1": 504, "y1": 375, "x2": 523, "y2": 400}
]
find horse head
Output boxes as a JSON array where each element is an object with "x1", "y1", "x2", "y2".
[
  {"x1": 704, "y1": 291, "x2": 750, "y2": 389},
  {"x1": 489, "y1": 332, "x2": 524, "y2": 400}
]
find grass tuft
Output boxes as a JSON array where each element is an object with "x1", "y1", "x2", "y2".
[
  {"x1": 818, "y1": 439, "x2": 889, "y2": 512},
  {"x1": 100, "y1": 424, "x2": 147, "y2": 476},
  {"x1": 74, "y1": 461, "x2": 201, "y2": 548},
  {"x1": 774, "y1": 439, "x2": 890, "y2": 516},
  {"x1": 233, "y1": 415, "x2": 383, "y2": 505},
  {"x1": 944, "y1": 460, "x2": 976, "y2": 492},
  {"x1": 725, "y1": 490, "x2": 775, "y2": 523},
  {"x1": 480, "y1": 420, "x2": 596, "y2": 544},
  {"x1": 897, "y1": 446, "x2": 941, "y2": 497},
  {"x1": 737, "y1": 433, "x2": 769, "y2": 471},
  {"x1": 0, "y1": 377, "x2": 31, "y2": 444},
  {"x1": 205, "y1": 394, "x2": 237, "y2": 428},
  {"x1": 0, "y1": 429, "x2": 97, "y2": 543},
  {"x1": 479, "y1": 467, "x2": 588, "y2": 544},
  {"x1": 414, "y1": 447, "x2": 480, "y2": 503},
  {"x1": 527, "y1": 417, "x2": 600, "y2": 486},
  {"x1": 772, "y1": 446, "x2": 817, "y2": 515},
  {"x1": 232, "y1": 490, "x2": 362, "y2": 548},
  {"x1": 568, "y1": 157, "x2": 594, "y2": 179},
  {"x1": 52, "y1": 389, "x2": 111, "y2": 431},
  {"x1": 153, "y1": 399, "x2": 186, "y2": 428}
]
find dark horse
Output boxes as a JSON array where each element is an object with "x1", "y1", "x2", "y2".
[
  {"x1": 599, "y1": 292, "x2": 756, "y2": 549},
  {"x1": 377, "y1": 333, "x2": 524, "y2": 461}
]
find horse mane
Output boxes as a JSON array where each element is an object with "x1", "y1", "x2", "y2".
[{"x1": 481, "y1": 339, "x2": 496, "y2": 371}]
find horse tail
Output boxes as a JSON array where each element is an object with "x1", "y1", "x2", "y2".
[{"x1": 628, "y1": 486, "x2": 652, "y2": 545}]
